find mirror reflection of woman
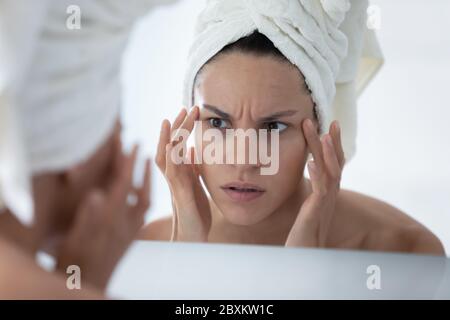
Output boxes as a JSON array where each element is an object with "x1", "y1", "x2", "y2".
[
  {"x1": 0, "y1": 0, "x2": 168, "y2": 298},
  {"x1": 141, "y1": 0, "x2": 444, "y2": 255}
]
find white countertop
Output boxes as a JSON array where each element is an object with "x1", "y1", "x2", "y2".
[{"x1": 108, "y1": 241, "x2": 450, "y2": 299}]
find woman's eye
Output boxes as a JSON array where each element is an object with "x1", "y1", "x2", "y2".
[
  {"x1": 265, "y1": 121, "x2": 288, "y2": 132},
  {"x1": 208, "y1": 118, "x2": 231, "y2": 129}
]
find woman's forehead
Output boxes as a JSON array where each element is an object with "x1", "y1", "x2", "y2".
[{"x1": 196, "y1": 53, "x2": 313, "y2": 117}]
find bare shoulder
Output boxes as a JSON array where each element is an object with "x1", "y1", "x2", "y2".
[
  {"x1": 139, "y1": 216, "x2": 173, "y2": 241},
  {"x1": 331, "y1": 189, "x2": 445, "y2": 256},
  {"x1": 0, "y1": 237, "x2": 101, "y2": 298}
]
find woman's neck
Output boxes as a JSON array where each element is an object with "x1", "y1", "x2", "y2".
[{"x1": 210, "y1": 177, "x2": 312, "y2": 245}]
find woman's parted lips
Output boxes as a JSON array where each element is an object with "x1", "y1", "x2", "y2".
[{"x1": 220, "y1": 182, "x2": 266, "y2": 192}]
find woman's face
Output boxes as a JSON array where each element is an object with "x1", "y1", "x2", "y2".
[{"x1": 194, "y1": 52, "x2": 316, "y2": 226}]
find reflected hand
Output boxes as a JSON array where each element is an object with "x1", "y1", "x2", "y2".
[
  {"x1": 56, "y1": 144, "x2": 151, "y2": 291},
  {"x1": 156, "y1": 107, "x2": 211, "y2": 242},
  {"x1": 286, "y1": 120, "x2": 345, "y2": 248}
]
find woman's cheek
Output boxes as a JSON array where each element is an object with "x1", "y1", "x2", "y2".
[
  {"x1": 198, "y1": 160, "x2": 222, "y2": 193},
  {"x1": 278, "y1": 136, "x2": 307, "y2": 179}
]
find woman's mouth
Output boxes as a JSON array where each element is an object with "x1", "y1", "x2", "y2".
[{"x1": 220, "y1": 182, "x2": 266, "y2": 202}]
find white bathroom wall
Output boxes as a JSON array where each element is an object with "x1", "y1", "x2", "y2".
[{"x1": 121, "y1": 0, "x2": 450, "y2": 254}]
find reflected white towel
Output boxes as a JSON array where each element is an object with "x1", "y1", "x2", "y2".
[
  {"x1": 183, "y1": 0, "x2": 383, "y2": 162},
  {"x1": 0, "y1": 0, "x2": 176, "y2": 224},
  {"x1": 0, "y1": 0, "x2": 49, "y2": 224},
  {"x1": 17, "y1": 0, "x2": 178, "y2": 175}
]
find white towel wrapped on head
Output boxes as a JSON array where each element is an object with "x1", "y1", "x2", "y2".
[{"x1": 183, "y1": 0, "x2": 384, "y2": 162}]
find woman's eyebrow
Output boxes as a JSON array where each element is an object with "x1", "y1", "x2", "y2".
[
  {"x1": 202, "y1": 104, "x2": 298, "y2": 121},
  {"x1": 259, "y1": 110, "x2": 298, "y2": 122},
  {"x1": 202, "y1": 104, "x2": 231, "y2": 119}
]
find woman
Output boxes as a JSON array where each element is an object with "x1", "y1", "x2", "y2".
[
  {"x1": 0, "y1": 0, "x2": 162, "y2": 298},
  {"x1": 141, "y1": 0, "x2": 444, "y2": 255}
]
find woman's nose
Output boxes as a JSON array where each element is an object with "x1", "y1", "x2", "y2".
[{"x1": 223, "y1": 130, "x2": 264, "y2": 168}]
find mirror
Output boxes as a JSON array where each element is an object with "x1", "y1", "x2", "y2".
[{"x1": 121, "y1": 0, "x2": 449, "y2": 256}]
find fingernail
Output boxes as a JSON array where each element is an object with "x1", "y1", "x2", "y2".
[
  {"x1": 333, "y1": 121, "x2": 341, "y2": 135},
  {"x1": 193, "y1": 106, "x2": 200, "y2": 115},
  {"x1": 161, "y1": 119, "x2": 168, "y2": 130},
  {"x1": 335, "y1": 121, "x2": 340, "y2": 132}
]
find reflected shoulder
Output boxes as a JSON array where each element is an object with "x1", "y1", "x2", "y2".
[
  {"x1": 0, "y1": 237, "x2": 102, "y2": 299},
  {"x1": 139, "y1": 216, "x2": 173, "y2": 241}
]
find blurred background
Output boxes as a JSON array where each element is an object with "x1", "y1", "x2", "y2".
[{"x1": 121, "y1": 0, "x2": 450, "y2": 254}]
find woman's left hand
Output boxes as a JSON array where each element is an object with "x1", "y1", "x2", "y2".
[{"x1": 285, "y1": 119, "x2": 345, "y2": 248}]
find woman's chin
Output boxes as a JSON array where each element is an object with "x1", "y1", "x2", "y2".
[{"x1": 219, "y1": 203, "x2": 271, "y2": 226}]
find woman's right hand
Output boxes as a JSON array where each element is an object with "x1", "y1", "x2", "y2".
[
  {"x1": 156, "y1": 107, "x2": 212, "y2": 242},
  {"x1": 56, "y1": 143, "x2": 151, "y2": 291}
]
